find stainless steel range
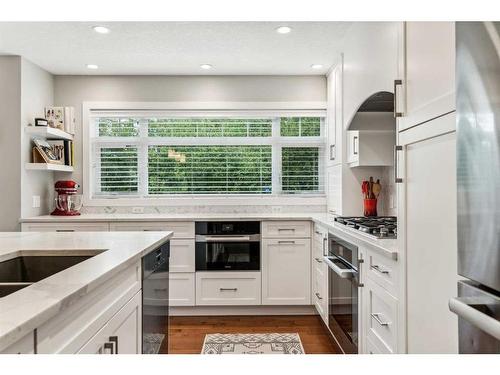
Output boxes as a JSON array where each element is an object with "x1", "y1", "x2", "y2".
[{"x1": 334, "y1": 216, "x2": 397, "y2": 239}]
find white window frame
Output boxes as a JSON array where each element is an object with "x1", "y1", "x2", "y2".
[{"x1": 82, "y1": 101, "x2": 327, "y2": 206}]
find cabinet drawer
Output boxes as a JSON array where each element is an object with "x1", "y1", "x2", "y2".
[
  {"x1": 262, "y1": 221, "x2": 311, "y2": 238},
  {"x1": 364, "y1": 278, "x2": 398, "y2": 354},
  {"x1": 313, "y1": 263, "x2": 328, "y2": 324},
  {"x1": 366, "y1": 250, "x2": 398, "y2": 296},
  {"x1": 170, "y1": 239, "x2": 195, "y2": 273},
  {"x1": 196, "y1": 272, "x2": 261, "y2": 306},
  {"x1": 21, "y1": 222, "x2": 109, "y2": 232},
  {"x1": 169, "y1": 273, "x2": 195, "y2": 307},
  {"x1": 109, "y1": 221, "x2": 194, "y2": 239}
]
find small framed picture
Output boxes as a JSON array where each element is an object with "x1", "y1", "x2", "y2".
[{"x1": 45, "y1": 106, "x2": 65, "y2": 130}]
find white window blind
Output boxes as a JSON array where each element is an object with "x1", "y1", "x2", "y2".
[{"x1": 90, "y1": 114, "x2": 325, "y2": 198}]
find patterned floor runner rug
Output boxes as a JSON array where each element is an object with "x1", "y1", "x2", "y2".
[{"x1": 201, "y1": 333, "x2": 305, "y2": 354}]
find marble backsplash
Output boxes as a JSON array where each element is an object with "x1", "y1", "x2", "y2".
[{"x1": 81, "y1": 204, "x2": 327, "y2": 215}]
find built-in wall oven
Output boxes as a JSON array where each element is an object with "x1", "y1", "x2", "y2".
[
  {"x1": 195, "y1": 221, "x2": 260, "y2": 271},
  {"x1": 324, "y1": 233, "x2": 363, "y2": 354}
]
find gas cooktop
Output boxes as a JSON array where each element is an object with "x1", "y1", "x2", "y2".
[{"x1": 334, "y1": 216, "x2": 397, "y2": 239}]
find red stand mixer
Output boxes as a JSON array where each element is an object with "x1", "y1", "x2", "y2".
[{"x1": 51, "y1": 180, "x2": 83, "y2": 216}]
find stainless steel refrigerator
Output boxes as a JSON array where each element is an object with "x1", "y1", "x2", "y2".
[{"x1": 450, "y1": 21, "x2": 500, "y2": 354}]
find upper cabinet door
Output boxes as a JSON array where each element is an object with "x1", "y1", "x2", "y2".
[
  {"x1": 326, "y1": 61, "x2": 343, "y2": 167},
  {"x1": 398, "y1": 22, "x2": 455, "y2": 131}
]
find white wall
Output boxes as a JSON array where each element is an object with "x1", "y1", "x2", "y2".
[
  {"x1": 54, "y1": 75, "x2": 327, "y2": 211},
  {"x1": 0, "y1": 56, "x2": 22, "y2": 230},
  {"x1": 21, "y1": 59, "x2": 55, "y2": 218}
]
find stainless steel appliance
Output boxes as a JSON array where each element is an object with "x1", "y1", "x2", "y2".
[
  {"x1": 449, "y1": 22, "x2": 500, "y2": 353},
  {"x1": 324, "y1": 233, "x2": 363, "y2": 354},
  {"x1": 195, "y1": 221, "x2": 260, "y2": 271},
  {"x1": 142, "y1": 242, "x2": 169, "y2": 354},
  {"x1": 334, "y1": 216, "x2": 397, "y2": 239}
]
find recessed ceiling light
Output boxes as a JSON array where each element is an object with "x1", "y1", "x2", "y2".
[
  {"x1": 86, "y1": 64, "x2": 99, "y2": 70},
  {"x1": 200, "y1": 64, "x2": 213, "y2": 70},
  {"x1": 311, "y1": 64, "x2": 324, "y2": 70},
  {"x1": 276, "y1": 26, "x2": 292, "y2": 34},
  {"x1": 92, "y1": 26, "x2": 110, "y2": 34}
]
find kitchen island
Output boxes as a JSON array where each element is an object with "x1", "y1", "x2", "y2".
[{"x1": 0, "y1": 231, "x2": 172, "y2": 353}]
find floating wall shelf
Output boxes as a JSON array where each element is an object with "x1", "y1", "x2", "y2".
[
  {"x1": 25, "y1": 163, "x2": 74, "y2": 172},
  {"x1": 25, "y1": 126, "x2": 74, "y2": 141}
]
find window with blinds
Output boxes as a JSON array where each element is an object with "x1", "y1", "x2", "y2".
[{"x1": 90, "y1": 114, "x2": 324, "y2": 198}]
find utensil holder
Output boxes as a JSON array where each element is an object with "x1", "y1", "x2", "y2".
[{"x1": 363, "y1": 198, "x2": 378, "y2": 217}]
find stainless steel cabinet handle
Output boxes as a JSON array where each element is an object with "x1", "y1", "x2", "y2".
[
  {"x1": 220, "y1": 288, "x2": 238, "y2": 291},
  {"x1": 314, "y1": 257, "x2": 323, "y2": 263},
  {"x1": 371, "y1": 265, "x2": 389, "y2": 274},
  {"x1": 56, "y1": 229, "x2": 74, "y2": 232},
  {"x1": 358, "y1": 258, "x2": 364, "y2": 288},
  {"x1": 315, "y1": 292, "x2": 323, "y2": 300},
  {"x1": 394, "y1": 145, "x2": 403, "y2": 183},
  {"x1": 278, "y1": 228, "x2": 295, "y2": 232},
  {"x1": 353, "y1": 136, "x2": 358, "y2": 155},
  {"x1": 394, "y1": 79, "x2": 403, "y2": 117},
  {"x1": 103, "y1": 342, "x2": 114, "y2": 354},
  {"x1": 109, "y1": 336, "x2": 118, "y2": 354},
  {"x1": 371, "y1": 313, "x2": 390, "y2": 326},
  {"x1": 278, "y1": 240, "x2": 295, "y2": 244},
  {"x1": 314, "y1": 230, "x2": 322, "y2": 235},
  {"x1": 323, "y1": 237, "x2": 328, "y2": 256}
]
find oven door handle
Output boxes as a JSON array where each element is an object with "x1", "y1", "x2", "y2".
[
  {"x1": 323, "y1": 256, "x2": 357, "y2": 279},
  {"x1": 196, "y1": 235, "x2": 260, "y2": 242}
]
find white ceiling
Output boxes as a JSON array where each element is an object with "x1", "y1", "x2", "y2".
[{"x1": 0, "y1": 22, "x2": 351, "y2": 75}]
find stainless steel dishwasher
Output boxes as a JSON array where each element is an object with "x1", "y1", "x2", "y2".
[{"x1": 142, "y1": 242, "x2": 170, "y2": 354}]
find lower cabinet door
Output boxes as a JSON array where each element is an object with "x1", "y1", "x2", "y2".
[
  {"x1": 262, "y1": 239, "x2": 311, "y2": 305},
  {"x1": 169, "y1": 273, "x2": 195, "y2": 306},
  {"x1": 196, "y1": 272, "x2": 261, "y2": 306},
  {"x1": 313, "y1": 262, "x2": 328, "y2": 324},
  {"x1": 78, "y1": 291, "x2": 142, "y2": 354}
]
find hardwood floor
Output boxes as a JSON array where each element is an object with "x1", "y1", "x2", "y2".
[{"x1": 169, "y1": 315, "x2": 341, "y2": 354}]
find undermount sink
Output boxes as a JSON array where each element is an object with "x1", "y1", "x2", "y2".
[{"x1": 0, "y1": 254, "x2": 100, "y2": 298}]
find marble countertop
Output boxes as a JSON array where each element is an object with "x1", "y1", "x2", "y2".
[
  {"x1": 0, "y1": 231, "x2": 172, "y2": 351},
  {"x1": 20, "y1": 212, "x2": 398, "y2": 258}
]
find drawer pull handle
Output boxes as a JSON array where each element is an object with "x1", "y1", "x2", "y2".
[
  {"x1": 103, "y1": 342, "x2": 114, "y2": 354},
  {"x1": 371, "y1": 265, "x2": 389, "y2": 274},
  {"x1": 220, "y1": 288, "x2": 238, "y2": 292},
  {"x1": 154, "y1": 288, "x2": 168, "y2": 292},
  {"x1": 315, "y1": 257, "x2": 323, "y2": 263},
  {"x1": 278, "y1": 240, "x2": 295, "y2": 244},
  {"x1": 314, "y1": 230, "x2": 322, "y2": 235},
  {"x1": 109, "y1": 336, "x2": 118, "y2": 354},
  {"x1": 278, "y1": 228, "x2": 295, "y2": 232},
  {"x1": 56, "y1": 229, "x2": 74, "y2": 232},
  {"x1": 315, "y1": 292, "x2": 323, "y2": 300},
  {"x1": 371, "y1": 313, "x2": 390, "y2": 326}
]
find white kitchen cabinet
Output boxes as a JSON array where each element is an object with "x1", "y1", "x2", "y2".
[
  {"x1": 363, "y1": 276, "x2": 398, "y2": 354},
  {"x1": 195, "y1": 272, "x2": 261, "y2": 306},
  {"x1": 398, "y1": 112, "x2": 458, "y2": 353},
  {"x1": 78, "y1": 291, "x2": 142, "y2": 354},
  {"x1": 261, "y1": 221, "x2": 311, "y2": 239},
  {"x1": 398, "y1": 22, "x2": 455, "y2": 131},
  {"x1": 167, "y1": 239, "x2": 195, "y2": 273},
  {"x1": 262, "y1": 238, "x2": 311, "y2": 305},
  {"x1": 312, "y1": 224, "x2": 328, "y2": 324},
  {"x1": 346, "y1": 130, "x2": 395, "y2": 167},
  {"x1": 326, "y1": 164, "x2": 342, "y2": 216},
  {"x1": 0, "y1": 332, "x2": 35, "y2": 354},
  {"x1": 326, "y1": 61, "x2": 343, "y2": 167},
  {"x1": 21, "y1": 222, "x2": 109, "y2": 232},
  {"x1": 169, "y1": 273, "x2": 195, "y2": 306}
]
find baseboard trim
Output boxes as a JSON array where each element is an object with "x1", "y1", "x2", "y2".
[{"x1": 170, "y1": 305, "x2": 316, "y2": 316}]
